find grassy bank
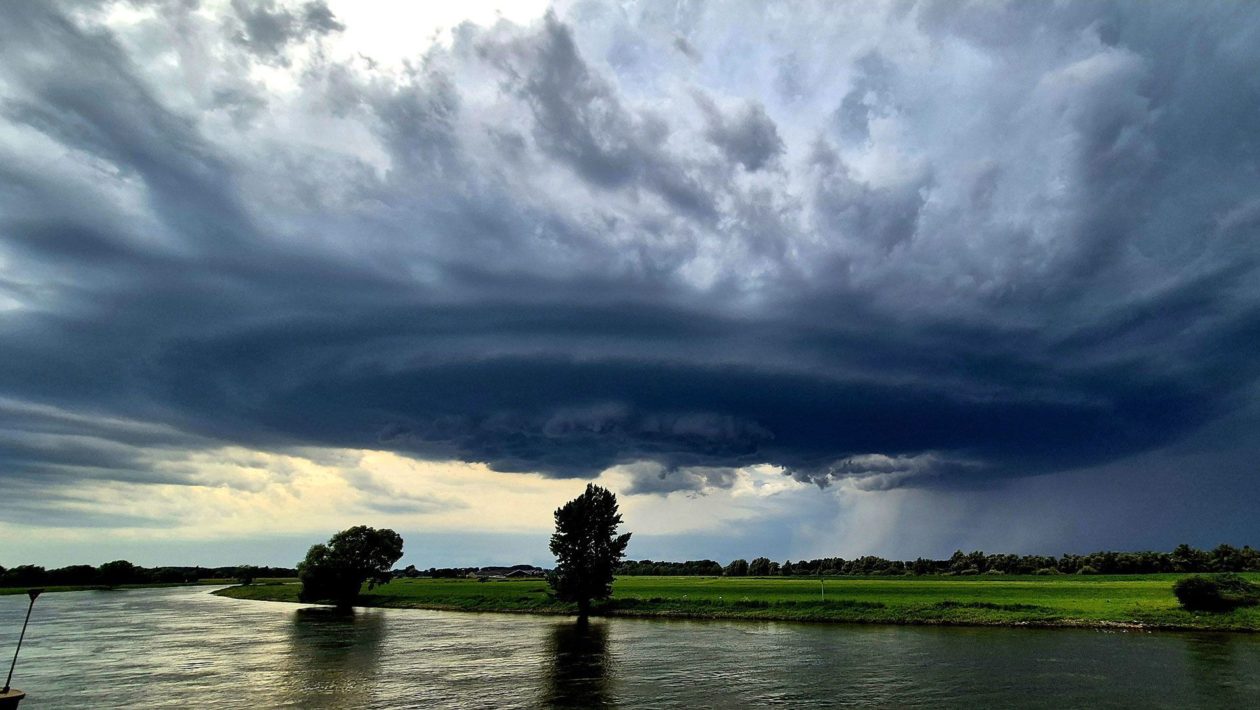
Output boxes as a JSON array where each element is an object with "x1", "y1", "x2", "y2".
[
  {"x1": 1, "y1": 578, "x2": 296, "y2": 596},
  {"x1": 214, "y1": 574, "x2": 1260, "y2": 631}
]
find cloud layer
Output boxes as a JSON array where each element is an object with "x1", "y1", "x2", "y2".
[{"x1": 2, "y1": 0, "x2": 1260, "y2": 510}]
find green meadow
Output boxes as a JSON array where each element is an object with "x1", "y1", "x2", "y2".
[{"x1": 215, "y1": 573, "x2": 1260, "y2": 631}]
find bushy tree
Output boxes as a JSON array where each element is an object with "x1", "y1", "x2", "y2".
[
  {"x1": 1171, "y1": 544, "x2": 1211, "y2": 572},
  {"x1": 98, "y1": 560, "x2": 142, "y2": 586},
  {"x1": 548, "y1": 484, "x2": 632, "y2": 618},
  {"x1": 298, "y1": 526, "x2": 404, "y2": 607},
  {"x1": 725, "y1": 559, "x2": 749, "y2": 577},
  {"x1": 748, "y1": 557, "x2": 772, "y2": 576},
  {"x1": 1211, "y1": 544, "x2": 1246, "y2": 572},
  {"x1": 50, "y1": 565, "x2": 97, "y2": 585},
  {"x1": 911, "y1": 558, "x2": 936, "y2": 575},
  {"x1": 1174, "y1": 574, "x2": 1260, "y2": 612}
]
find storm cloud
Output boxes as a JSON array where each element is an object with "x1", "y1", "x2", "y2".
[{"x1": 2, "y1": 0, "x2": 1260, "y2": 503}]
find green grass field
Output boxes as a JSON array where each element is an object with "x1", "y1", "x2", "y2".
[{"x1": 215, "y1": 574, "x2": 1260, "y2": 631}]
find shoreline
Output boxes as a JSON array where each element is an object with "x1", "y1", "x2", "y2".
[
  {"x1": 212, "y1": 582, "x2": 1260, "y2": 633},
  {"x1": 0, "y1": 581, "x2": 234, "y2": 596}
]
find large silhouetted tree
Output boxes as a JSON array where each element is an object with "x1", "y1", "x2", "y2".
[
  {"x1": 298, "y1": 526, "x2": 404, "y2": 607},
  {"x1": 549, "y1": 484, "x2": 632, "y2": 618}
]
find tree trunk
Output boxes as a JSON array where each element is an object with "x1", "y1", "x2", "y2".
[{"x1": 577, "y1": 598, "x2": 591, "y2": 620}]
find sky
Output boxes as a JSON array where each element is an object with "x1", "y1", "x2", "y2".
[{"x1": 2, "y1": 0, "x2": 1259, "y2": 569}]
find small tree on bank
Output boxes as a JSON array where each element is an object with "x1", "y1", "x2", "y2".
[
  {"x1": 549, "y1": 484, "x2": 632, "y2": 619},
  {"x1": 298, "y1": 526, "x2": 404, "y2": 608}
]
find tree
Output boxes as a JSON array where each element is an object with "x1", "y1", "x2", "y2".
[
  {"x1": 1171, "y1": 544, "x2": 1210, "y2": 572},
  {"x1": 748, "y1": 557, "x2": 772, "y2": 576},
  {"x1": 98, "y1": 560, "x2": 142, "y2": 587},
  {"x1": 1173, "y1": 574, "x2": 1259, "y2": 612},
  {"x1": 234, "y1": 565, "x2": 260, "y2": 584},
  {"x1": 1212, "y1": 544, "x2": 1245, "y2": 572},
  {"x1": 548, "y1": 484, "x2": 632, "y2": 618},
  {"x1": 298, "y1": 526, "x2": 404, "y2": 607},
  {"x1": 725, "y1": 559, "x2": 749, "y2": 576}
]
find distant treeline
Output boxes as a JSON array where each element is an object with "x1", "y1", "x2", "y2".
[
  {"x1": 407, "y1": 566, "x2": 478, "y2": 578},
  {"x1": 617, "y1": 559, "x2": 726, "y2": 576},
  {"x1": 10, "y1": 543, "x2": 1258, "y2": 587},
  {"x1": 0, "y1": 561, "x2": 297, "y2": 588},
  {"x1": 618, "y1": 544, "x2": 1260, "y2": 577},
  {"x1": 406, "y1": 564, "x2": 542, "y2": 578}
]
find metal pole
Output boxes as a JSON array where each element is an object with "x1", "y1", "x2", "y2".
[{"x1": 3, "y1": 590, "x2": 41, "y2": 694}]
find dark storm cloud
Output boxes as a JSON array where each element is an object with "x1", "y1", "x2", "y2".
[
  {"x1": 808, "y1": 139, "x2": 930, "y2": 254},
  {"x1": 478, "y1": 14, "x2": 718, "y2": 219},
  {"x1": 619, "y1": 462, "x2": 740, "y2": 496},
  {"x1": 697, "y1": 94, "x2": 784, "y2": 171},
  {"x1": 0, "y1": 502, "x2": 176, "y2": 529},
  {"x1": 835, "y1": 52, "x2": 893, "y2": 145},
  {"x1": 229, "y1": 0, "x2": 343, "y2": 58},
  {"x1": 2, "y1": 0, "x2": 1260, "y2": 501}
]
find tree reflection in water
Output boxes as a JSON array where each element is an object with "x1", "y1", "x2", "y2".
[
  {"x1": 542, "y1": 619, "x2": 614, "y2": 708},
  {"x1": 279, "y1": 606, "x2": 386, "y2": 708}
]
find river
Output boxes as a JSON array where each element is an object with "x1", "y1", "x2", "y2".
[{"x1": 2, "y1": 586, "x2": 1259, "y2": 708}]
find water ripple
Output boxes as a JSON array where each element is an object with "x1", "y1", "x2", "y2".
[{"x1": 2, "y1": 587, "x2": 1259, "y2": 708}]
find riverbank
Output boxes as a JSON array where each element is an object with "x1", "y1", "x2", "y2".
[
  {"x1": 1, "y1": 578, "x2": 296, "y2": 596},
  {"x1": 214, "y1": 574, "x2": 1260, "y2": 631}
]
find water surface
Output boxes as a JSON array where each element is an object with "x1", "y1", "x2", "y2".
[{"x1": 2, "y1": 586, "x2": 1259, "y2": 708}]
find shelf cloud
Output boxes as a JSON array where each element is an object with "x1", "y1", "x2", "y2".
[{"x1": 2, "y1": 0, "x2": 1259, "y2": 513}]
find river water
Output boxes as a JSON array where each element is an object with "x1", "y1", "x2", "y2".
[{"x1": 2, "y1": 586, "x2": 1259, "y2": 708}]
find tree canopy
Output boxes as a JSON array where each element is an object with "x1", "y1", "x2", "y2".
[
  {"x1": 548, "y1": 484, "x2": 632, "y2": 617},
  {"x1": 298, "y1": 525, "x2": 404, "y2": 607},
  {"x1": 1173, "y1": 574, "x2": 1260, "y2": 612}
]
